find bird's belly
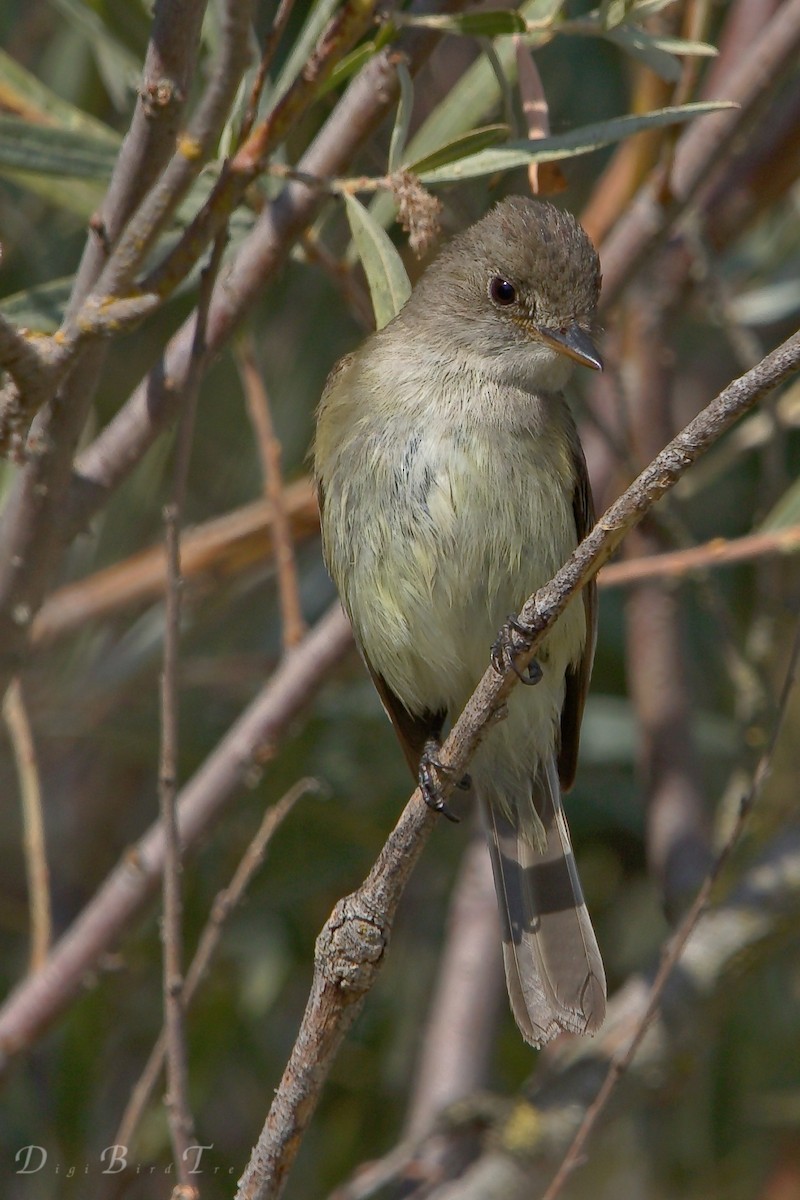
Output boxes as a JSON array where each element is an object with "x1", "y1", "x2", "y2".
[{"x1": 349, "y1": 449, "x2": 585, "y2": 730}]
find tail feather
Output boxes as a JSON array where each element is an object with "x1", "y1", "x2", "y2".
[{"x1": 483, "y1": 756, "x2": 606, "y2": 1047}]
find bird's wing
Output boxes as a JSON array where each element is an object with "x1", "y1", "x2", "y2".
[{"x1": 558, "y1": 440, "x2": 597, "y2": 791}]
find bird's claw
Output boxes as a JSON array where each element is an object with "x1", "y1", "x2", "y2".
[
  {"x1": 419, "y1": 740, "x2": 463, "y2": 822},
  {"x1": 491, "y1": 614, "x2": 543, "y2": 686}
]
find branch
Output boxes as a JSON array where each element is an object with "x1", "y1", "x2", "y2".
[
  {"x1": 235, "y1": 333, "x2": 306, "y2": 649},
  {"x1": 75, "y1": 0, "x2": 253, "y2": 310},
  {"x1": 158, "y1": 233, "x2": 225, "y2": 1182},
  {"x1": 66, "y1": 0, "x2": 208, "y2": 315},
  {"x1": 0, "y1": 604, "x2": 352, "y2": 1065},
  {"x1": 340, "y1": 824, "x2": 800, "y2": 1200},
  {"x1": 0, "y1": 0, "x2": 251, "y2": 698},
  {"x1": 66, "y1": 3, "x2": 463, "y2": 534},
  {"x1": 2, "y1": 677, "x2": 50, "y2": 972},
  {"x1": 30, "y1": 480, "x2": 318, "y2": 647},
  {"x1": 114, "y1": 778, "x2": 318, "y2": 1161},
  {"x1": 599, "y1": 523, "x2": 800, "y2": 587},
  {"x1": 233, "y1": 332, "x2": 800, "y2": 1200},
  {"x1": 599, "y1": 0, "x2": 800, "y2": 308},
  {"x1": 541, "y1": 615, "x2": 800, "y2": 1200}
]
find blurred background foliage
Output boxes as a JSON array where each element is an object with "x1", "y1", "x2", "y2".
[{"x1": 0, "y1": 0, "x2": 799, "y2": 1198}]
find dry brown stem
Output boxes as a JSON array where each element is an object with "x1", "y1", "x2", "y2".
[
  {"x1": 236, "y1": 333, "x2": 306, "y2": 649},
  {"x1": 2, "y1": 677, "x2": 50, "y2": 971}
]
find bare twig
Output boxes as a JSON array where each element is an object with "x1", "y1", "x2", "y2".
[
  {"x1": 67, "y1": 0, "x2": 208, "y2": 315},
  {"x1": 0, "y1": 0, "x2": 251, "y2": 702},
  {"x1": 235, "y1": 333, "x2": 306, "y2": 649},
  {"x1": 540, "y1": 615, "x2": 800, "y2": 1200},
  {"x1": 623, "y1": 272, "x2": 711, "y2": 911},
  {"x1": 599, "y1": 523, "x2": 800, "y2": 587},
  {"x1": 66, "y1": 9, "x2": 461, "y2": 536},
  {"x1": 157, "y1": 236, "x2": 227, "y2": 1186},
  {"x1": 79, "y1": 0, "x2": 254, "y2": 309},
  {"x1": 2, "y1": 677, "x2": 50, "y2": 972},
  {"x1": 233, "y1": 333, "x2": 800, "y2": 1200},
  {"x1": 138, "y1": 0, "x2": 381, "y2": 305},
  {"x1": 405, "y1": 822, "x2": 502, "y2": 1137},
  {"x1": 32, "y1": 481, "x2": 318, "y2": 647},
  {"x1": 0, "y1": 604, "x2": 353, "y2": 1064},
  {"x1": 599, "y1": 0, "x2": 800, "y2": 308},
  {"x1": 340, "y1": 824, "x2": 800, "y2": 1200},
  {"x1": 114, "y1": 777, "x2": 317, "y2": 1158},
  {"x1": 238, "y1": 0, "x2": 297, "y2": 146}
]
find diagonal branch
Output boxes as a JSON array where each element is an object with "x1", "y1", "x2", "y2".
[
  {"x1": 233, "y1": 331, "x2": 800, "y2": 1200},
  {"x1": 0, "y1": 604, "x2": 353, "y2": 1067}
]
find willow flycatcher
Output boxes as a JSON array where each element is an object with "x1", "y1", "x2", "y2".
[{"x1": 314, "y1": 196, "x2": 606, "y2": 1046}]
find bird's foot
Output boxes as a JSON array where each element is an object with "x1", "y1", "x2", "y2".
[
  {"x1": 418, "y1": 739, "x2": 467, "y2": 823},
  {"x1": 491, "y1": 614, "x2": 543, "y2": 686}
]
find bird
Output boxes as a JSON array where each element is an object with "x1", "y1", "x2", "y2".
[{"x1": 314, "y1": 195, "x2": 606, "y2": 1046}]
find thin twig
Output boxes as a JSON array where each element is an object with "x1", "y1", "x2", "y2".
[
  {"x1": 232, "y1": 328, "x2": 800, "y2": 1200},
  {"x1": 64, "y1": 14, "x2": 453, "y2": 535},
  {"x1": 0, "y1": 0, "x2": 251, "y2": 707},
  {"x1": 138, "y1": 0, "x2": 381, "y2": 305},
  {"x1": 599, "y1": 522, "x2": 800, "y2": 587},
  {"x1": 599, "y1": 0, "x2": 800, "y2": 309},
  {"x1": 0, "y1": 604, "x2": 353, "y2": 1064},
  {"x1": 540, "y1": 613, "x2": 800, "y2": 1200},
  {"x1": 235, "y1": 333, "x2": 306, "y2": 649},
  {"x1": 233, "y1": 333, "x2": 800, "y2": 1200},
  {"x1": 238, "y1": 0, "x2": 297, "y2": 146},
  {"x1": 32, "y1": 481, "x2": 318, "y2": 648},
  {"x1": 158, "y1": 237, "x2": 228, "y2": 1189},
  {"x1": 115, "y1": 778, "x2": 317, "y2": 1157},
  {"x1": 2, "y1": 677, "x2": 51, "y2": 972}
]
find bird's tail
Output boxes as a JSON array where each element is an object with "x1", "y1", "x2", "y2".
[{"x1": 483, "y1": 755, "x2": 606, "y2": 1047}]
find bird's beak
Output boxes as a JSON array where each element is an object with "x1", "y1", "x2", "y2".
[{"x1": 536, "y1": 322, "x2": 603, "y2": 371}]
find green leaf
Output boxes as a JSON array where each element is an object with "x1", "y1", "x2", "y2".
[
  {"x1": 395, "y1": 11, "x2": 528, "y2": 36},
  {"x1": 0, "y1": 276, "x2": 74, "y2": 332},
  {"x1": 388, "y1": 63, "x2": 414, "y2": 174},
  {"x1": 343, "y1": 192, "x2": 411, "y2": 330},
  {"x1": 0, "y1": 47, "x2": 121, "y2": 140},
  {"x1": 628, "y1": 0, "x2": 685, "y2": 16},
  {"x1": 604, "y1": 26, "x2": 716, "y2": 81},
  {"x1": 524, "y1": 0, "x2": 567, "y2": 21},
  {"x1": 632, "y1": 33, "x2": 717, "y2": 56},
  {"x1": 417, "y1": 102, "x2": 737, "y2": 183},
  {"x1": 0, "y1": 167, "x2": 106, "y2": 219},
  {"x1": 48, "y1": 0, "x2": 141, "y2": 110},
  {"x1": 406, "y1": 124, "x2": 510, "y2": 175},
  {"x1": 0, "y1": 114, "x2": 119, "y2": 180},
  {"x1": 599, "y1": 0, "x2": 630, "y2": 30},
  {"x1": 759, "y1": 476, "x2": 800, "y2": 532},
  {"x1": 270, "y1": 0, "x2": 341, "y2": 103},
  {"x1": 604, "y1": 25, "x2": 683, "y2": 81}
]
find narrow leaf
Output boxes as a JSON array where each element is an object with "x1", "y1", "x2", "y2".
[
  {"x1": 406, "y1": 125, "x2": 509, "y2": 176},
  {"x1": 0, "y1": 115, "x2": 118, "y2": 180},
  {"x1": 0, "y1": 276, "x2": 75, "y2": 333},
  {"x1": 388, "y1": 63, "x2": 414, "y2": 174},
  {"x1": 270, "y1": 0, "x2": 341, "y2": 103},
  {"x1": 760, "y1": 472, "x2": 800, "y2": 532},
  {"x1": 0, "y1": 47, "x2": 121, "y2": 139},
  {"x1": 49, "y1": 0, "x2": 140, "y2": 108},
  {"x1": 395, "y1": 11, "x2": 528, "y2": 36},
  {"x1": 417, "y1": 102, "x2": 737, "y2": 183},
  {"x1": 343, "y1": 192, "x2": 411, "y2": 330},
  {"x1": 604, "y1": 25, "x2": 683, "y2": 81},
  {"x1": 319, "y1": 25, "x2": 395, "y2": 97}
]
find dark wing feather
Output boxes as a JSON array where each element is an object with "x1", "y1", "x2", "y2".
[
  {"x1": 367, "y1": 664, "x2": 445, "y2": 778},
  {"x1": 558, "y1": 442, "x2": 597, "y2": 791}
]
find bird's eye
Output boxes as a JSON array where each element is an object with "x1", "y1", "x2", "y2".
[{"x1": 489, "y1": 277, "x2": 517, "y2": 306}]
